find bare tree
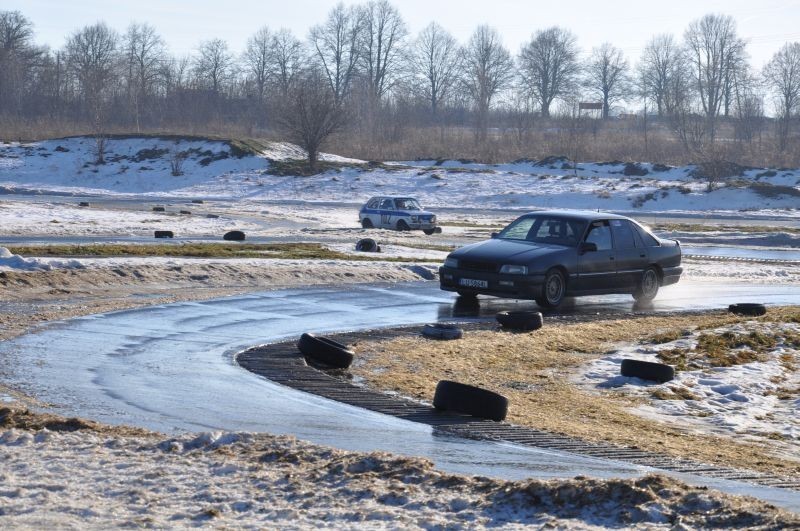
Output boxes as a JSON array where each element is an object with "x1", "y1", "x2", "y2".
[
  {"x1": 684, "y1": 13, "x2": 746, "y2": 140},
  {"x1": 278, "y1": 68, "x2": 346, "y2": 171},
  {"x1": 270, "y1": 29, "x2": 304, "y2": 97},
  {"x1": 309, "y1": 2, "x2": 363, "y2": 104},
  {"x1": 638, "y1": 34, "x2": 684, "y2": 116},
  {"x1": 583, "y1": 43, "x2": 629, "y2": 118},
  {"x1": 358, "y1": 0, "x2": 407, "y2": 102},
  {"x1": 242, "y1": 27, "x2": 273, "y2": 102},
  {"x1": 122, "y1": 23, "x2": 165, "y2": 131},
  {"x1": 193, "y1": 38, "x2": 234, "y2": 94},
  {"x1": 462, "y1": 25, "x2": 514, "y2": 141},
  {"x1": 763, "y1": 42, "x2": 800, "y2": 151},
  {"x1": 0, "y1": 11, "x2": 40, "y2": 114},
  {"x1": 410, "y1": 22, "x2": 461, "y2": 117},
  {"x1": 518, "y1": 27, "x2": 580, "y2": 118}
]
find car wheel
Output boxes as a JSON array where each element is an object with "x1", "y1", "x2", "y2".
[
  {"x1": 538, "y1": 268, "x2": 566, "y2": 308},
  {"x1": 433, "y1": 380, "x2": 508, "y2": 421},
  {"x1": 620, "y1": 359, "x2": 674, "y2": 383},
  {"x1": 396, "y1": 220, "x2": 410, "y2": 231},
  {"x1": 633, "y1": 267, "x2": 660, "y2": 302},
  {"x1": 456, "y1": 291, "x2": 478, "y2": 300},
  {"x1": 361, "y1": 218, "x2": 373, "y2": 229},
  {"x1": 423, "y1": 228, "x2": 435, "y2": 235}
]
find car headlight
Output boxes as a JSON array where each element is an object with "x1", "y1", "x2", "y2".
[
  {"x1": 411, "y1": 215, "x2": 419, "y2": 222},
  {"x1": 444, "y1": 257, "x2": 458, "y2": 268},
  {"x1": 499, "y1": 264, "x2": 528, "y2": 275}
]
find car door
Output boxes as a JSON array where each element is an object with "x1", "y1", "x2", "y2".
[
  {"x1": 610, "y1": 219, "x2": 647, "y2": 289},
  {"x1": 576, "y1": 220, "x2": 616, "y2": 291},
  {"x1": 378, "y1": 198, "x2": 395, "y2": 228}
]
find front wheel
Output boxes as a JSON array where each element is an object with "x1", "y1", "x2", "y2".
[
  {"x1": 396, "y1": 220, "x2": 410, "y2": 231},
  {"x1": 361, "y1": 218, "x2": 373, "y2": 229},
  {"x1": 537, "y1": 268, "x2": 566, "y2": 308},
  {"x1": 633, "y1": 267, "x2": 660, "y2": 302}
]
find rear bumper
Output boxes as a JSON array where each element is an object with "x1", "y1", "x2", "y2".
[
  {"x1": 662, "y1": 266, "x2": 683, "y2": 286},
  {"x1": 439, "y1": 266, "x2": 545, "y2": 298}
]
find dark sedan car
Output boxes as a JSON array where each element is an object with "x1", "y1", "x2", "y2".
[{"x1": 439, "y1": 210, "x2": 682, "y2": 307}]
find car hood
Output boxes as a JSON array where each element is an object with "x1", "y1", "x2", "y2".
[{"x1": 451, "y1": 238, "x2": 566, "y2": 262}]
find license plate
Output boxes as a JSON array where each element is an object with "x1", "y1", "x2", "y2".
[{"x1": 459, "y1": 278, "x2": 488, "y2": 288}]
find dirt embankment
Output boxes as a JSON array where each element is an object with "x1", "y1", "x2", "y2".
[{"x1": 350, "y1": 309, "x2": 800, "y2": 478}]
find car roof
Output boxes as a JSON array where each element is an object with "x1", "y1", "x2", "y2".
[
  {"x1": 368, "y1": 196, "x2": 418, "y2": 200},
  {"x1": 519, "y1": 210, "x2": 631, "y2": 222}
]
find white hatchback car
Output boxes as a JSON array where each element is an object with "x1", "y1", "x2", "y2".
[{"x1": 359, "y1": 196, "x2": 440, "y2": 234}]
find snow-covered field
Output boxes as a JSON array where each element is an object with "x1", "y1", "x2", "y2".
[
  {"x1": 579, "y1": 321, "x2": 800, "y2": 450},
  {"x1": 1, "y1": 137, "x2": 799, "y2": 216}
]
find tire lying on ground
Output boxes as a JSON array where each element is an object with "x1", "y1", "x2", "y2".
[
  {"x1": 421, "y1": 323, "x2": 463, "y2": 340},
  {"x1": 152, "y1": 206, "x2": 166, "y2": 212},
  {"x1": 495, "y1": 310, "x2": 543, "y2": 331},
  {"x1": 433, "y1": 380, "x2": 508, "y2": 421},
  {"x1": 154, "y1": 230, "x2": 174, "y2": 238},
  {"x1": 179, "y1": 210, "x2": 191, "y2": 215},
  {"x1": 223, "y1": 230, "x2": 246, "y2": 241},
  {"x1": 297, "y1": 332, "x2": 354, "y2": 369},
  {"x1": 620, "y1": 359, "x2": 674, "y2": 383},
  {"x1": 355, "y1": 238, "x2": 379, "y2": 252},
  {"x1": 191, "y1": 199, "x2": 204, "y2": 204},
  {"x1": 728, "y1": 303, "x2": 767, "y2": 317},
  {"x1": 206, "y1": 214, "x2": 219, "y2": 219},
  {"x1": 78, "y1": 201, "x2": 90, "y2": 207}
]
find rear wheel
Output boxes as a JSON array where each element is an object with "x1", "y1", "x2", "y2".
[
  {"x1": 633, "y1": 267, "x2": 660, "y2": 302},
  {"x1": 361, "y1": 218, "x2": 373, "y2": 229},
  {"x1": 537, "y1": 268, "x2": 566, "y2": 308},
  {"x1": 396, "y1": 219, "x2": 410, "y2": 231}
]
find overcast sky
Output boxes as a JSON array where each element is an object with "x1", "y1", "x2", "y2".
[{"x1": 5, "y1": 0, "x2": 800, "y2": 68}]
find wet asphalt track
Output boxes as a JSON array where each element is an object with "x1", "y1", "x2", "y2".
[{"x1": 2, "y1": 280, "x2": 800, "y2": 509}]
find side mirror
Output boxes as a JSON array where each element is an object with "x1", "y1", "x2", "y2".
[
  {"x1": 491, "y1": 232, "x2": 499, "y2": 239},
  {"x1": 579, "y1": 242, "x2": 597, "y2": 254}
]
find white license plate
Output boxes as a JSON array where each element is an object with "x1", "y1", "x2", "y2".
[{"x1": 459, "y1": 278, "x2": 488, "y2": 288}]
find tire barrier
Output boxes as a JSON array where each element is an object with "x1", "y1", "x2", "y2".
[
  {"x1": 152, "y1": 206, "x2": 166, "y2": 212},
  {"x1": 433, "y1": 380, "x2": 508, "y2": 421},
  {"x1": 421, "y1": 323, "x2": 463, "y2": 340},
  {"x1": 728, "y1": 303, "x2": 767, "y2": 317},
  {"x1": 355, "y1": 238, "x2": 379, "y2": 252},
  {"x1": 620, "y1": 359, "x2": 674, "y2": 383},
  {"x1": 297, "y1": 332, "x2": 354, "y2": 369},
  {"x1": 223, "y1": 230, "x2": 246, "y2": 241},
  {"x1": 496, "y1": 310, "x2": 544, "y2": 331},
  {"x1": 154, "y1": 230, "x2": 174, "y2": 238}
]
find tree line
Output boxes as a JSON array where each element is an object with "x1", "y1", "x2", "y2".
[{"x1": 1, "y1": 4, "x2": 799, "y2": 166}]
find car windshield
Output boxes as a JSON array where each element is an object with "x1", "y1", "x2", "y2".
[
  {"x1": 394, "y1": 198, "x2": 421, "y2": 211},
  {"x1": 497, "y1": 215, "x2": 587, "y2": 247}
]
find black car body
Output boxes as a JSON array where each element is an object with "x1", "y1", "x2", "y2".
[{"x1": 439, "y1": 210, "x2": 682, "y2": 307}]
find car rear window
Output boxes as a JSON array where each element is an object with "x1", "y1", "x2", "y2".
[{"x1": 632, "y1": 222, "x2": 661, "y2": 247}]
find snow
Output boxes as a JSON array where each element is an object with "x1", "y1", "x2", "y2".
[
  {"x1": 578, "y1": 321, "x2": 800, "y2": 448},
  {"x1": 0, "y1": 247, "x2": 83, "y2": 272},
  {"x1": 326, "y1": 242, "x2": 450, "y2": 260},
  {"x1": 2, "y1": 138, "x2": 799, "y2": 217}
]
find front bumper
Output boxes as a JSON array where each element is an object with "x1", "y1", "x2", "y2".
[{"x1": 439, "y1": 266, "x2": 545, "y2": 298}]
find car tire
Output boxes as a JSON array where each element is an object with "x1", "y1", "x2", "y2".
[
  {"x1": 154, "y1": 230, "x2": 174, "y2": 238},
  {"x1": 355, "y1": 238, "x2": 379, "y2": 252},
  {"x1": 728, "y1": 303, "x2": 766, "y2": 316},
  {"x1": 361, "y1": 218, "x2": 374, "y2": 229},
  {"x1": 78, "y1": 201, "x2": 90, "y2": 207},
  {"x1": 433, "y1": 380, "x2": 508, "y2": 421},
  {"x1": 421, "y1": 323, "x2": 463, "y2": 340},
  {"x1": 620, "y1": 359, "x2": 674, "y2": 383},
  {"x1": 423, "y1": 228, "x2": 435, "y2": 235},
  {"x1": 152, "y1": 206, "x2": 165, "y2": 212},
  {"x1": 457, "y1": 291, "x2": 478, "y2": 299},
  {"x1": 538, "y1": 268, "x2": 566, "y2": 308},
  {"x1": 223, "y1": 230, "x2": 246, "y2": 241},
  {"x1": 297, "y1": 333, "x2": 354, "y2": 369},
  {"x1": 396, "y1": 220, "x2": 410, "y2": 231},
  {"x1": 496, "y1": 310, "x2": 543, "y2": 331},
  {"x1": 633, "y1": 267, "x2": 660, "y2": 302}
]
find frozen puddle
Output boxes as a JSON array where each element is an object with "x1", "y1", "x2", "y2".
[{"x1": 1, "y1": 283, "x2": 799, "y2": 510}]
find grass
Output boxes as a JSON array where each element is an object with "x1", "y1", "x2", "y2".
[
  {"x1": 656, "y1": 330, "x2": 789, "y2": 370},
  {"x1": 266, "y1": 158, "x2": 405, "y2": 177},
  {"x1": 652, "y1": 222, "x2": 800, "y2": 234},
  {"x1": 6, "y1": 243, "x2": 432, "y2": 262}
]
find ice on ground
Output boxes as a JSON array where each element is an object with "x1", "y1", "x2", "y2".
[
  {"x1": 0, "y1": 247, "x2": 83, "y2": 272},
  {"x1": 578, "y1": 321, "x2": 800, "y2": 450}
]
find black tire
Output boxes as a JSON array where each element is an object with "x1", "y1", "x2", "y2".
[
  {"x1": 297, "y1": 333, "x2": 354, "y2": 369},
  {"x1": 496, "y1": 310, "x2": 543, "y2": 331},
  {"x1": 728, "y1": 303, "x2": 766, "y2": 316},
  {"x1": 152, "y1": 206, "x2": 165, "y2": 212},
  {"x1": 78, "y1": 201, "x2": 90, "y2": 207},
  {"x1": 396, "y1": 219, "x2": 410, "y2": 231},
  {"x1": 423, "y1": 228, "x2": 435, "y2": 235},
  {"x1": 206, "y1": 214, "x2": 219, "y2": 219},
  {"x1": 457, "y1": 291, "x2": 478, "y2": 299},
  {"x1": 538, "y1": 268, "x2": 566, "y2": 308},
  {"x1": 633, "y1": 267, "x2": 660, "y2": 302},
  {"x1": 355, "y1": 238, "x2": 379, "y2": 252},
  {"x1": 433, "y1": 380, "x2": 508, "y2": 422},
  {"x1": 191, "y1": 199, "x2": 204, "y2": 204},
  {"x1": 179, "y1": 210, "x2": 191, "y2": 215},
  {"x1": 223, "y1": 230, "x2": 246, "y2": 241},
  {"x1": 620, "y1": 359, "x2": 674, "y2": 383},
  {"x1": 154, "y1": 230, "x2": 174, "y2": 238},
  {"x1": 421, "y1": 323, "x2": 463, "y2": 340},
  {"x1": 361, "y1": 218, "x2": 374, "y2": 229}
]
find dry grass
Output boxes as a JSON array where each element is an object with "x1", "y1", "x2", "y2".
[{"x1": 350, "y1": 307, "x2": 800, "y2": 476}]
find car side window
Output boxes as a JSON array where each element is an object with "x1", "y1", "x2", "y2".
[
  {"x1": 367, "y1": 199, "x2": 379, "y2": 209},
  {"x1": 633, "y1": 223, "x2": 660, "y2": 247},
  {"x1": 610, "y1": 219, "x2": 637, "y2": 250},
  {"x1": 379, "y1": 199, "x2": 394, "y2": 210},
  {"x1": 585, "y1": 221, "x2": 613, "y2": 251}
]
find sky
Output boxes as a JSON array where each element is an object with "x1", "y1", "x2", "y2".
[{"x1": 5, "y1": 0, "x2": 800, "y2": 69}]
